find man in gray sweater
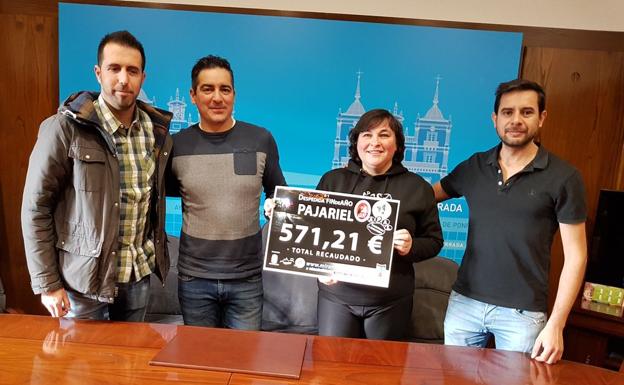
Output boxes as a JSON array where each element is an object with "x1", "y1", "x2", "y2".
[{"x1": 168, "y1": 55, "x2": 286, "y2": 330}]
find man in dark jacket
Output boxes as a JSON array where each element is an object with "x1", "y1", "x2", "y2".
[{"x1": 21, "y1": 31, "x2": 173, "y2": 321}]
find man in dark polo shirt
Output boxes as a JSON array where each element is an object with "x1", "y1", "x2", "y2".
[{"x1": 433, "y1": 79, "x2": 587, "y2": 364}]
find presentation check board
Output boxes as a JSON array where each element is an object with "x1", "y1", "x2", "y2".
[{"x1": 264, "y1": 186, "x2": 400, "y2": 288}]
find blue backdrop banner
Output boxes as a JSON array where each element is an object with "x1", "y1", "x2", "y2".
[{"x1": 59, "y1": 3, "x2": 522, "y2": 264}]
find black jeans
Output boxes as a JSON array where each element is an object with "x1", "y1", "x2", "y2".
[{"x1": 317, "y1": 292, "x2": 413, "y2": 341}]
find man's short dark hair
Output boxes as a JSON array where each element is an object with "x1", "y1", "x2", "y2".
[
  {"x1": 97, "y1": 30, "x2": 146, "y2": 71},
  {"x1": 348, "y1": 109, "x2": 405, "y2": 165},
  {"x1": 191, "y1": 55, "x2": 235, "y2": 91},
  {"x1": 494, "y1": 79, "x2": 546, "y2": 114}
]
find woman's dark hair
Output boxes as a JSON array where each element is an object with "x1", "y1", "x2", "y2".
[{"x1": 348, "y1": 109, "x2": 405, "y2": 164}]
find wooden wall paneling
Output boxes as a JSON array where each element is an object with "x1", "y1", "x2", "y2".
[
  {"x1": 521, "y1": 47, "x2": 624, "y2": 311},
  {"x1": 521, "y1": 28, "x2": 624, "y2": 52},
  {"x1": 0, "y1": 181, "x2": 5, "y2": 312},
  {"x1": 0, "y1": 0, "x2": 59, "y2": 314},
  {"x1": 615, "y1": 57, "x2": 624, "y2": 191},
  {"x1": 618, "y1": 143, "x2": 624, "y2": 190}
]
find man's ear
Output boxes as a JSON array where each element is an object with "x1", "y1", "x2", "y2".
[
  {"x1": 94, "y1": 65, "x2": 102, "y2": 85},
  {"x1": 538, "y1": 110, "x2": 547, "y2": 128}
]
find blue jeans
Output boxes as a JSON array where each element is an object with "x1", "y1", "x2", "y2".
[
  {"x1": 66, "y1": 275, "x2": 151, "y2": 322},
  {"x1": 178, "y1": 273, "x2": 263, "y2": 330},
  {"x1": 444, "y1": 291, "x2": 547, "y2": 353}
]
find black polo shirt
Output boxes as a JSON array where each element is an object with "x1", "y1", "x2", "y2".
[{"x1": 440, "y1": 144, "x2": 586, "y2": 311}]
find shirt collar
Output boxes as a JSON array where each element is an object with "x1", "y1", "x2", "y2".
[
  {"x1": 485, "y1": 143, "x2": 502, "y2": 166},
  {"x1": 529, "y1": 144, "x2": 548, "y2": 170},
  {"x1": 198, "y1": 117, "x2": 237, "y2": 133},
  {"x1": 95, "y1": 94, "x2": 141, "y2": 136},
  {"x1": 486, "y1": 142, "x2": 549, "y2": 171}
]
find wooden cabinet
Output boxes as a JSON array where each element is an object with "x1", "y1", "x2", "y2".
[{"x1": 564, "y1": 303, "x2": 624, "y2": 370}]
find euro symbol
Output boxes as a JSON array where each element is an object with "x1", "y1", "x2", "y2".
[{"x1": 367, "y1": 235, "x2": 383, "y2": 254}]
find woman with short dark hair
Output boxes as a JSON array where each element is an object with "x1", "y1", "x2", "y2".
[{"x1": 316, "y1": 108, "x2": 443, "y2": 340}]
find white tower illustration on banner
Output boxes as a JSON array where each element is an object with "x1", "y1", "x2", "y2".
[
  {"x1": 137, "y1": 89, "x2": 155, "y2": 105},
  {"x1": 403, "y1": 75, "x2": 452, "y2": 183},
  {"x1": 332, "y1": 73, "x2": 446, "y2": 182},
  {"x1": 167, "y1": 88, "x2": 196, "y2": 134},
  {"x1": 333, "y1": 72, "x2": 404, "y2": 169},
  {"x1": 333, "y1": 71, "x2": 366, "y2": 169},
  {"x1": 332, "y1": 73, "x2": 466, "y2": 263}
]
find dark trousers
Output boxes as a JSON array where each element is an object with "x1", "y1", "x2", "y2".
[
  {"x1": 317, "y1": 292, "x2": 413, "y2": 341},
  {"x1": 178, "y1": 273, "x2": 263, "y2": 330}
]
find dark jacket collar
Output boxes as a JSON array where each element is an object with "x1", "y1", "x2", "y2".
[{"x1": 60, "y1": 91, "x2": 173, "y2": 135}]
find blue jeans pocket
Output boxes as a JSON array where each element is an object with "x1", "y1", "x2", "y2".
[{"x1": 513, "y1": 309, "x2": 547, "y2": 325}]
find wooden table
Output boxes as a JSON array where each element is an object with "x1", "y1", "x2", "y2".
[{"x1": 0, "y1": 314, "x2": 622, "y2": 385}]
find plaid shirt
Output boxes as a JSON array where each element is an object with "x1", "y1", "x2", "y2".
[{"x1": 94, "y1": 95, "x2": 156, "y2": 283}]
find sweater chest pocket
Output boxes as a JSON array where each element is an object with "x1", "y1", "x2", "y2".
[
  {"x1": 69, "y1": 146, "x2": 107, "y2": 192},
  {"x1": 233, "y1": 148, "x2": 257, "y2": 175}
]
